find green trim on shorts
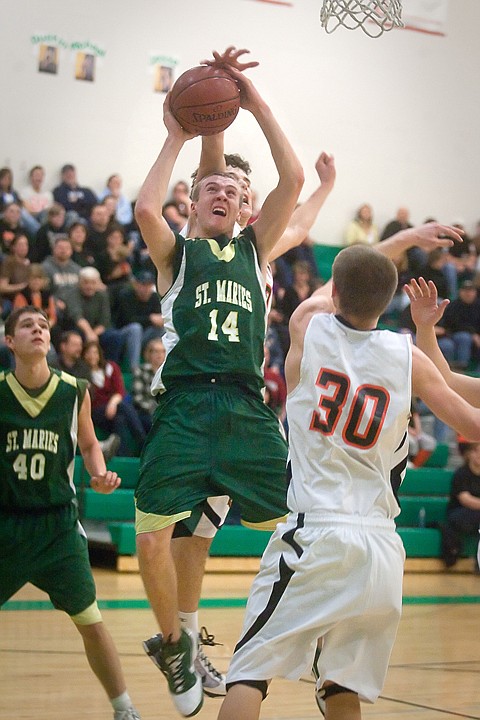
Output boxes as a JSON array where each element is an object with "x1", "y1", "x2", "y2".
[{"x1": 135, "y1": 506, "x2": 191, "y2": 534}]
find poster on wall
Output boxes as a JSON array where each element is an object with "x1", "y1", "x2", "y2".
[
  {"x1": 154, "y1": 65, "x2": 174, "y2": 93},
  {"x1": 75, "y1": 52, "x2": 95, "y2": 82},
  {"x1": 38, "y1": 44, "x2": 58, "y2": 74},
  {"x1": 150, "y1": 54, "x2": 178, "y2": 94}
]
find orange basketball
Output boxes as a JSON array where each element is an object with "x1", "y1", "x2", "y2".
[{"x1": 169, "y1": 65, "x2": 240, "y2": 136}]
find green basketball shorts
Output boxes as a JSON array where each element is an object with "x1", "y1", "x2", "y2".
[
  {"x1": 0, "y1": 503, "x2": 96, "y2": 615},
  {"x1": 135, "y1": 381, "x2": 288, "y2": 534}
]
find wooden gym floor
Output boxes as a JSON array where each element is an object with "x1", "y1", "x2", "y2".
[{"x1": 2, "y1": 567, "x2": 480, "y2": 719}]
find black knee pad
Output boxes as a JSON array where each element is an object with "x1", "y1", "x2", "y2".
[
  {"x1": 226, "y1": 679, "x2": 268, "y2": 700},
  {"x1": 317, "y1": 683, "x2": 357, "y2": 701}
]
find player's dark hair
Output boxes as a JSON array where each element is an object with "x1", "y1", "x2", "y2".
[
  {"x1": 223, "y1": 153, "x2": 251, "y2": 176},
  {"x1": 5, "y1": 306, "x2": 49, "y2": 337},
  {"x1": 332, "y1": 246, "x2": 397, "y2": 319}
]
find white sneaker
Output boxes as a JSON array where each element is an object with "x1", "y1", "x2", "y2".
[
  {"x1": 145, "y1": 628, "x2": 203, "y2": 717},
  {"x1": 195, "y1": 627, "x2": 226, "y2": 697},
  {"x1": 145, "y1": 626, "x2": 226, "y2": 699},
  {"x1": 113, "y1": 707, "x2": 141, "y2": 720}
]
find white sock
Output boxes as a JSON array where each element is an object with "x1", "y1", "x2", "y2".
[
  {"x1": 179, "y1": 610, "x2": 199, "y2": 637},
  {"x1": 111, "y1": 690, "x2": 132, "y2": 711}
]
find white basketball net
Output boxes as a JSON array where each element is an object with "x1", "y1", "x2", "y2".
[{"x1": 320, "y1": 0, "x2": 404, "y2": 38}]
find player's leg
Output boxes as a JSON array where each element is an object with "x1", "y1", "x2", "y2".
[
  {"x1": 173, "y1": 534, "x2": 212, "y2": 615},
  {"x1": 34, "y1": 515, "x2": 140, "y2": 719},
  {"x1": 316, "y1": 682, "x2": 360, "y2": 720},
  {"x1": 135, "y1": 390, "x2": 213, "y2": 716},
  {"x1": 136, "y1": 525, "x2": 203, "y2": 716},
  {"x1": 136, "y1": 525, "x2": 181, "y2": 636},
  {"x1": 147, "y1": 498, "x2": 231, "y2": 697},
  {"x1": 174, "y1": 534, "x2": 227, "y2": 695},
  {"x1": 218, "y1": 683, "x2": 265, "y2": 720},
  {"x1": 74, "y1": 615, "x2": 140, "y2": 719}
]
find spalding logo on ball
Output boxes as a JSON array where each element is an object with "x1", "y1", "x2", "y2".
[{"x1": 169, "y1": 65, "x2": 240, "y2": 136}]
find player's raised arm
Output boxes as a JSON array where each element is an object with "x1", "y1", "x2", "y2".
[
  {"x1": 269, "y1": 152, "x2": 336, "y2": 262},
  {"x1": 407, "y1": 276, "x2": 480, "y2": 407},
  {"x1": 376, "y1": 222, "x2": 463, "y2": 264},
  {"x1": 135, "y1": 95, "x2": 196, "y2": 294},
  {"x1": 412, "y1": 344, "x2": 480, "y2": 439},
  {"x1": 215, "y1": 55, "x2": 303, "y2": 266}
]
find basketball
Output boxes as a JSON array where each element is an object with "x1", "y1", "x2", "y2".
[{"x1": 169, "y1": 65, "x2": 240, "y2": 136}]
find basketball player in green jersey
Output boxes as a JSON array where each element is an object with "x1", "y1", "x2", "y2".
[
  {"x1": 134, "y1": 50, "x2": 304, "y2": 717},
  {"x1": 0, "y1": 306, "x2": 141, "y2": 720}
]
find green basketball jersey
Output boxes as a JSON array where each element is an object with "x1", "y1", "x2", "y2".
[
  {"x1": 0, "y1": 368, "x2": 88, "y2": 510},
  {"x1": 153, "y1": 225, "x2": 267, "y2": 395}
]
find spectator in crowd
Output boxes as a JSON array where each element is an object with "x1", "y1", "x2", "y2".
[
  {"x1": 0, "y1": 168, "x2": 39, "y2": 235},
  {"x1": 471, "y1": 220, "x2": 480, "y2": 257},
  {"x1": 397, "y1": 249, "x2": 451, "y2": 335},
  {"x1": 419, "y1": 248, "x2": 450, "y2": 300},
  {"x1": 441, "y1": 441, "x2": 480, "y2": 568},
  {"x1": 52, "y1": 164, "x2": 97, "y2": 222},
  {"x1": 98, "y1": 174, "x2": 133, "y2": 227},
  {"x1": 101, "y1": 194, "x2": 118, "y2": 227},
  {"x1": 280, "y1": 233, "x2": 320, "y2": 286},
  {"x1": 381, "y1": 207, "x2": 413, "y2": 240},
  {"x1": 82, "y1": 340, "x2": 147, "y2": 457},
  {"x1": 0, "y1": 203, "x2": 28, "y2": 255},
  {"x1": 407, "y1": 398, "x2": 437, "y2": 468},
  {"x1": 169, "y1": 179, "x2": 191, "y2": 219},
  {"x1": 344, "y1": 203, "x2": 379, "y2": 247},
  {"x1": 63, "y1": 266, "x2": 142, "y2": 372},
  {"x1": 437, "y1": 279, "x2": 480, "y2": 370},
  {"x1": 445, "y1": 220, "x2": 477, "y2": 294},
  {"x1": 0, "y1": 233, "x2": 30, "y2": 298},
  {"x1": 68, "y1": 221, "x2": 94, "y2": 266},
  {"x1": 0, "y1": 167, "x2": 22, "y2": 211},
  {"x1": 274, "y1": 260, "x2": 317, "y2": 356},
  {"x1": 41, "y1": 235, "x2": 81, "y2": 299},
  {"x1": 162, "y1": 202, "x2": 185, "y2": 233},
  {"x1": 131, "y1": 337, "x2": 166, "y2": 433},
  {"x1": 31, "y1": 203, "x2": 69, "y2": 263},
  {"x1": 85, "y1": 203, "x2": 116, "y2": 261},
  {"x1": 96, "y1": 226, "x2": 132, "y2": 313},
  {"x1": 20, "y1": 165, "x2": 53, "y2": 223},
  {"x1": 114, "y1": 271, "x2": 164, "y2": 349},
  {"x1": 51, "y1": 330, "x2": 91, "y2": 380},
  {"x1": 13, "y1": 263, "x2": 57, "y2": 328}
]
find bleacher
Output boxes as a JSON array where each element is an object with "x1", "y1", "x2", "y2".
[{"x1": 74, "y1": 443, "x2": 479, "y2": 573}]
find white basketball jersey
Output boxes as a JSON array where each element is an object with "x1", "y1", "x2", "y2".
[{"x1": 286, "y1": 314, "x2": 412, "y2": 519}]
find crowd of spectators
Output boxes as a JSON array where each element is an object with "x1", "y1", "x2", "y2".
[{"x1": 1, "y1": 163, "x2": 480, "y2": 456}]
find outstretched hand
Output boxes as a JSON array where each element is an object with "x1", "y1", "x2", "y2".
[
  {"x1": 201, "y1": 46, "x2": 259, "y2": 72},
  {"x1": 90, "y1": 471, "x2": 121, "y2": 495},
  {"x1": 315, "y1": 152, "x2": 336, "y2": 188},
  {"x1": 406, "y1": 222, "x2": 464, "y2": 251},
  {"x1": 404, "y1": 277, "x2": 449, "y2": 329}
]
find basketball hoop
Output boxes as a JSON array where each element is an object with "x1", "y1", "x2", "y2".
[{"x1": 320, "y1": 0, "x2": 404, "y2": 38}]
